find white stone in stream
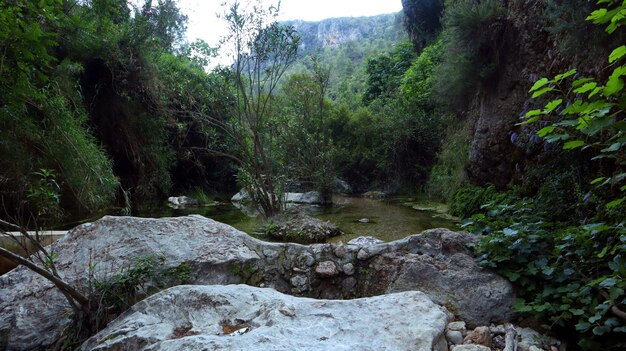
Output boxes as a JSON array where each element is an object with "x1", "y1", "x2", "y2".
[
  {"x1": 230, "y1": 189, "x2": 250, "y2": 202},
  {"x1": 283, "y1": 191, "x2": 323, "y2": 204},
  {"x1": 451, "y1": 345, "x2": 491, "y2": 351},
  {"x1": 79, "y1": 285, "x2": 451, "y2": 351}
]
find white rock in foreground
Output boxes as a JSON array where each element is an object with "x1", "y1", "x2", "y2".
[{"x1": 80, "y1": 284, "x2": 451, "y2": 351}]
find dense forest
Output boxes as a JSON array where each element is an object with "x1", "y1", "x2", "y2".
[{"x1": 0, "y1": 0, "x2": 625, "y2": 349}]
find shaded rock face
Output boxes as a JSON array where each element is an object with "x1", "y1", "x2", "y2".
[
  {"x1": 0, "y1": 216, "x2": 514, "y2": 350},
  {"x1": 461, "y1": 0, "x2": 586, "y2": 188},
  {"x1": 79, "y1": 285, "x2": 450, "y2": 351}
]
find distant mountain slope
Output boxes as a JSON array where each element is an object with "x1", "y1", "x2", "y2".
[
  {"x1": 285, "y1": 13, "x2": 406, "y2": 52},
  {"x1": 282, "y1": 13, "x2": 408, "y2": 106}
]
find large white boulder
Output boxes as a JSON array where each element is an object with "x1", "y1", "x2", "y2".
[{"x1": 79, "y1": 284, "x2": 450, "y2": 351}]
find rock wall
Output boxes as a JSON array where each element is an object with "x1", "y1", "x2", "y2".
[{"x1": 449, "y1": 0, "x2": 607, "y2": 188}]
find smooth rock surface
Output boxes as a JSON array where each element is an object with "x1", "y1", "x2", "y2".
[{"x1": 79, "y1": 285, "x2": 451, "y2": 351}]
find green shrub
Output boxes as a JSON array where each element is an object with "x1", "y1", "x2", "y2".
[
  {"x1": 425, "y1": 116, "x2": 472, "y2": 200},
  {"x1": 468, "y1": 201, "x2": 626, "y2": 350},
  {"x1": 448, "y1": 183, "x2": 514, "y2": 218}
]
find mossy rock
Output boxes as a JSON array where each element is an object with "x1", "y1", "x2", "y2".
[{"x1": 265, "y1": 214, "x2": 342, "y2": 244}]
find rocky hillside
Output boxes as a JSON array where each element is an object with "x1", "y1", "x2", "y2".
[{"x1": 284, "y1": 13, "x2": 405, "y2": 53}]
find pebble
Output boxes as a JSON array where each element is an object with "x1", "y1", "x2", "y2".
[
  {"x1": 315, "y1": 261, "x2": 339, "y2": 277},
  {"x1": 466, "y1": 326, "x2": 491, "y2": 347},
  {"x1": 342, "y1": 263, "x2": 355, "y2": 275},
  {"x1": 446, "y1": 330, "x2": 464, "y2": 345},
  {"x1": 357, "y1": 249, "x2": 369, "y2": 260},
  {"x1": 447, "y1": 321, "x2": 467, "y2": 333}
]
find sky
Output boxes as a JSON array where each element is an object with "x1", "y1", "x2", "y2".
[{"x1": 178, "y1": 0, "x2": 403, "y2": 64}]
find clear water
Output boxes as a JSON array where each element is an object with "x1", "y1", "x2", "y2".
[{"x1": 135, "y1": 194, "x2": 459, "y2": 243}]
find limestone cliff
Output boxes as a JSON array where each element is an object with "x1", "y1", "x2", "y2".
[{"x1": 284, "y1": 13, "x2": 405, "y2": 54}]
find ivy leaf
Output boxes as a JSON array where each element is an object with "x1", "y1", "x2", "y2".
[
  {"x1": 573, "y1": 77, "x2": 594, "y2": 87},
  {"x1": 591, "y1": 177, "x2": 606, "y2": 184},
  {"x1": 545, "y1": 99, "x2": 563, "y2": 112},
  {"x1": 529, "y1": 78, "x2": 550, "y2": 92},
  {"x1": 537, "y1": 126, "x2": 556, "y2": 137},
  {"x1": 609, "y1": 45, "x2": 626, "y2": 63},
  {"x1": 606, "y1": 197, "x2": 626, "y2": 208},
  {"x1": 604, "y1": 66, "x2": 626, "y2": 96},
  {"x1": 555, "y1": 69, "x2": 577, "y2": 82},
  {"x1": 564, "y1": 140, "x2": 585, "y2": 149},
  {"x1": 545, "y1": 133, "x2": 570, "y2": 142},
  {"x1": 576, "y1": 321, "x2": 591, "y2": 331},
  {"x1": 525, "y1": 109, "x2": 543, "y2": 117},
  {"x1": 574, "y1": 82, "x2": 597, "y2": 94},
  {"x1": 532, "y1": 86, "x2": 555, "y2": 98},
  {"x1": 601, "y1": 142, "x2": 622, "y2": 152},
  {"x1": 518, "y1": 116, "x2": 539, "y2": 126},
  {"x1": 593, "y1": 326, "x2": 610, "y2": 336}
]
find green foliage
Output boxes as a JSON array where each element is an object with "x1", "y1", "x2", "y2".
[
  {"x1": 466, "y1": 200, "x2": 626, "y2": 349},
  {"x1": 221, "y1": 0, "x2": 301, "y2": 217},
  {"x1": 91, "y1": 256, "x2": 191, "y2": 320},
  {"x1": 27, "y1": 169, "x2": 63, "y2": 221},
  {"x1": 277, "y1": 64, "x2": 335, "y2": 196},
  {"x1": 543, "y1": 0, "x2": 625, "y2": 59},
  {"x1": 471, "y1": 2, "x2": 626, "y2": 348},
  {"x1": 362, "y1": 42, "x2": 417, "y2": 104},
  {"x1": 426, "y1": 117, "x2": 472, "y2": 200},
  {"x1": 448, "y1": 184, "x2": 514, "y2": 218},
  {"x1": 522, "y1": 4, "x2": 626, "y2": 212},
  {"x1": 436, "y1": 0, "x2": 509, "y2": 107}
]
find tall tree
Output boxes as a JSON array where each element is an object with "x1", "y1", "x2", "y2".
[{"x1": 220, "y1": 0, "x2": 300, "y2": 217}]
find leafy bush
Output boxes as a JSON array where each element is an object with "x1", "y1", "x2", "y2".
[{"x1": 467, "y1": 200, "x2": 626, "y2": 350}]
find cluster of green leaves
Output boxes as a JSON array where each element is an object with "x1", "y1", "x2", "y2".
[
  {"x1": 0, "y1": 1, "x2": 120, "y2": 221},
  {"x1": 467, "y1": 199, "x2": 625, "y2": 349},
  {"x1": 1, "y1": 0, "x2": 234, "y2": 222}
]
